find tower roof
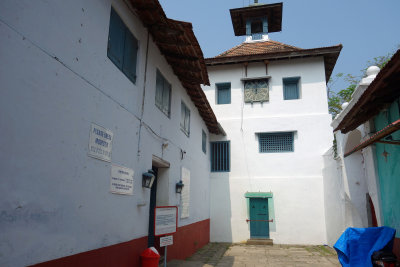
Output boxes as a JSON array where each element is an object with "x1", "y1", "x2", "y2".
[
  {"x1": 206, "y1": 40, "x2": 343, "y2": 83},
  {"x1": 216, "y1": 40, "x2": 300, "y2": 57},
  {"x1": 230, "y1": 3, "x2": 283, "y2": 36}
]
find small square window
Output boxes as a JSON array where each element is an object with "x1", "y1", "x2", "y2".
[
  {"x1": 258, "y1": 132, "x2": 294, "y2": 153},
  {"x1": 283, "y1": 77, "x2": 300, "y2": 100},
  {"x1": 181, "y1": 101, "x2": 190, "y2": 136},
  {"x1": 210, "y1": 141, "x2": 230, "y2": 172},
  {"x1": 107, "y1": 8, "x2": 138, "y2": 84},
  {"x1": 155, "y1": 70, "x2": 171, "y2": 117},
  {"x1": 202, "y1": 130, "x2": 207, "y2": 154},
  {"x1": 216, "y1": 83, "x2": 231, "y2": 104}
]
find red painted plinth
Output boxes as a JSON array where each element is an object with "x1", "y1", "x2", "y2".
[
  {"x1": 31, "y1": 219, "x2": 210, "y2": 266},
  {"x1": 165, "y1": 219, "x2": 210, "y2": 261},
  {"x1": 393, "y1": 237, "x2": 400, "y2": 260},
  {"x1": 31, "y1": 236, "x2": 147, "y2": 267}
]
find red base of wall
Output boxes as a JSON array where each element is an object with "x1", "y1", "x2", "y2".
[
  {"x1": 31, "y1": 219, "x2": 210, "y2": 267},
  {"x1": 393, "y1": 237, "x2": 400, "y2": 259},
  {"x1": 163, "y1": 218, "x2": 210, "y2": 261}
]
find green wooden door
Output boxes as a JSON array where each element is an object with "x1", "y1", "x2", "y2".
[{"x1": 250, "y1": 198, "x2": 269, "y2": 239}]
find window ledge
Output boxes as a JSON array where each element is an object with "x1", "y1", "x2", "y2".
[{"x1": 241, "y1": 75, "x2": 271, "y2": 81}]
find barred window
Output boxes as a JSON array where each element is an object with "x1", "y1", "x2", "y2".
[
  {"x1": 210, "y1": 141, "x2": 230, "y2": 172},
  {"x1": 258, "y1": 132, "x2": 294, "y2": 153}
]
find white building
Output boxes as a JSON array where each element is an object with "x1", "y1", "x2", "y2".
[
  {"x1": 0, "y1": 0, "x2": 221, "y2": 266},
  {"x1": 323, "y1": 66, "x2": 383, "y2": 246},
  {"x1": 202, "y1": 2, "x2": 342, "y2": 244}
]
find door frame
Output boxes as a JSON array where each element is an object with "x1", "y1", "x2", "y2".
[{"x1": 245, "y1": 192, "x2": 274, "y2": 240}]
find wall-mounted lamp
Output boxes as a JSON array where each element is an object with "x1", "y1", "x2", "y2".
[
  {"x1": 175, "y1": 180, "x2": 184, "y2": 194},
  {"x1": 142, "y1": 170, "x2": 155, "y2": 189}
]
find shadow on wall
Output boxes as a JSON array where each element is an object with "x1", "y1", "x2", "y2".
[
  {"x1": 322, "y1": 147, "x2": 345, "y2": 246},
  {"x1": 210, "y1": 171, "x2": 233, "y2": 243},
  {"x1": 343, "y1": 130, "x2": 368, "y2": 228}
]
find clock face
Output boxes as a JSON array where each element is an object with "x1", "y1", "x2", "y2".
[{"x1": 244, "y1": 79, "x2": 269, "y2": 103}]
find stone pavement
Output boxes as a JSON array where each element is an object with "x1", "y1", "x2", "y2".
[{"x1": 165, "y1": 243, "x2": 341, "y2": 267}]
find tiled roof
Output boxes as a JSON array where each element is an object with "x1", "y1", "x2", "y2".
[
  {"x1": 206, "y1": 40, "x2": 342, "y2": 83},
  {"x1": 130, "y1": 0, "x2": 222, "y2": 135},
  {"x1": 333, "y1": 49, "x2": 400, "y2": 133},
  {"x1": 216, "y1": 40, "x2": 300, "y2": 58}
]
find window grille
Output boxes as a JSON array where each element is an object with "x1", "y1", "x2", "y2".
[
  {"x1": 210, "y1": 141, "x2": 230, "y2": 172},
  {"x1": 259, "y1": 132, "x2": 294, "y2": 153},
  {"x1": 155, "y1": 70, "x2": 171, "y2": 117}
]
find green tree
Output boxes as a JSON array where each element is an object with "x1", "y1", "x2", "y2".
[{"x1": 328, "y1": 46, "x2": 399, "y2": 118}]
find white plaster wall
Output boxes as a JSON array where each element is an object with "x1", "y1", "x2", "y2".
[
  {"x1": 0, "y1": 0, "x2": 210, "y2": 266},
  {"x1": 332, "y1": 121, "x2": 383, "y2": 234},
  {"x1": 210, "y1": 176, "x2": 327, "y2": 244},
  {"x1": 205, "y1": 57, "x2": 332, "y2": 244},
  {"x1": 322, "y1": 149, "x2": 346, "y2": 246}
]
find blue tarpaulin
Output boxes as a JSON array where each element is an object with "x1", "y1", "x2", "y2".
[{"x1": 334, "y1": 226, "x2": 396, "y2": 267}]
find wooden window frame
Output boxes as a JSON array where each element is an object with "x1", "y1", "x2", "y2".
[
  {"x1": 155, "y1": 69, "x2": 171, "y2": 117},
  {"x1": 180, "y1": 101, "x2": 190, "y2": 137},
  {"x1": 107, "y1": 7, "x2": 138, "y2": 84},
  {"x1": 283, "y1": 77, "x2": 301, "y2": 100}
]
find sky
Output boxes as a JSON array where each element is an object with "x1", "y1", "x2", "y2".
[{"x1": 159, "y1": 0, "x2": 400, "y2": 93}]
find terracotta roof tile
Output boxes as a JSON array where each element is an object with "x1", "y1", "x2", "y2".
[{"x1": 215, "y1": 40, "x2": 300, "y2": 58}]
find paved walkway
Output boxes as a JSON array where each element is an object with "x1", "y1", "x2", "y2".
[{"x1": 166, "y1": 243, "x2": 341, "y2": 267}]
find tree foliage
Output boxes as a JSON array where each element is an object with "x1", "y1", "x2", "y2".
[{"x1": 328, "y1": 46, "x2": 399, "y2": 118}]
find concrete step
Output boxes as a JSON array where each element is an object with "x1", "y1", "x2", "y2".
[{"x1": 246, "y1": 238, "x2": 273, "y2": 245}]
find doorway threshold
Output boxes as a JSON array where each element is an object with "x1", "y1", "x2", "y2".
[{"x1": 246, "y1": 239, "x2": 273, "y2": 245}]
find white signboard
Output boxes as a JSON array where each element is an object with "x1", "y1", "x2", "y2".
[
  {"x1": 155, "y1": 206, "x2": 177, "y2": 236},
  {"x1": 180, "y1": 167, "x2": 190, "y2": 219},
  {"x1": 88, "y1": 123, "x2": 113, "y2": 162},
  {"x1": 160, "y1": 235, "x2": 173, "y2": 247},
  {"x1": 110, "y1": 164, "x2": 134, "y2": 195}
]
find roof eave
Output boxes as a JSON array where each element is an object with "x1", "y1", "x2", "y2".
[
  {"x1": 333, "y1": 49, "x2": 400, "y2": 133},
  {"x1": 206, "y1": 44, "x2": 343, "y2": 83},
  {"x1": 130, "y1": 0, "x2": 222, "y2": 134}
]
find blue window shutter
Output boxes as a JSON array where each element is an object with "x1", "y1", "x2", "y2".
[
  {"x1": 108, "y1": 8, "x2": 125, "y2": 69},
  {"x1": 262, "y1": 17, "x2": 268, "y2": 33},
  {"x1": 122, "y1": 30, "x2": 138, "y2": 83},
  {"x1": 246, "y1": 20, "x2": 251, "y2": 35},
  {"x1": 217, "y1": 83, "x2": 231, "y2": 104},
  {"x1": 284, "y1": 83, "x2": 298, "y2": 100},
  {"x1": 283, "y1": 77, "x2": 300, "y2": 100}
]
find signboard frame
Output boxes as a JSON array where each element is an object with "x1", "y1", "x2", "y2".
[
  {"x1": 160, "y1": 235, "x2": 173, "y2": 247},
  {"x1": 154, "y1": 206, "x2": 178, "y2": 237},
  {"x1": 110, "y1": 164, "x2": 134, "y2": 195}
]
